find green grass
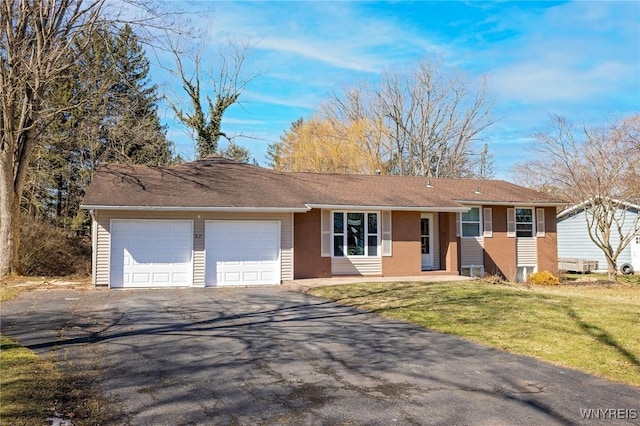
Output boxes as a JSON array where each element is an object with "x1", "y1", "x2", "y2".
[
  {"x1": 1, "y1": 277, "x2": 109, "y2": 425},
  {"x1": 310, "y1": 280, "x2": 640, "y2": 387}
]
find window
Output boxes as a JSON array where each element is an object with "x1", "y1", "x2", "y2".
[
  {"x1": 515, "y1": 208, "x2": 534, "y2": 237},
  {"x1": 421, "y1": 218, "x2": 430, "y2": 254},
  {"x1": 461, "y1": 266, "x2": 484, "y2": 278},
  {"x1": 333, "y1": 212, "x2": 379, "y2": 257},
  {"x1": 461, "y1": 207, "x2": 481, "y2": 237},
  {"x1": 516, "y1": 266, "x2": 535, "y2": 282}
]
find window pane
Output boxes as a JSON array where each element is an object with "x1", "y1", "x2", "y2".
[
  {"x1": 421, "y1": 236, "x2": 429, "y2": 254},
  {"x1": 462, "y1": 223, "x2": 480, "y2": 237},
  {"x1": 333, "y1": 235, "x2": 344, "y2": 257},
  {"x1": 347, "y1": 213, "x2": 365, "y2": 255},
  {"x1": 368, "y1": 235, "x2": 378, "y2": 256},
  {"x1": 516, "y1": 223, "x2": 533, "y2": 237},
  {"x1": 368, "y1": 213, "x2": 377, "y2": 234},
  {"x1": 461, "y1": 207, "x2": 480, "y2": 222},
  {"x1": 421, "y1": 218, "x2": 429, "y2": 235},
  {"x1": 333, "y1": 212, "x2": 343, "y2": 233},
  {"x1": 515, "y1": 208, "x2": 532, "y2": 223}
]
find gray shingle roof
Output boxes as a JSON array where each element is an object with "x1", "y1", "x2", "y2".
[{"x1": 81, "y1": 157, "x2": 563, "y2": 210}]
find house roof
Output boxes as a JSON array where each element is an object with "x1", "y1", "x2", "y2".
[
  {"x1": 81, "y1": 157, "x2": 563, "y2": 212},
  {"x1": 557, "y1": 198, "x2": 640, "y2": 219}
]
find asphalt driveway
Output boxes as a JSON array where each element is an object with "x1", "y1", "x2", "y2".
[{"x1": 2, "y1": 287, "x2": 639, "y2": 425}]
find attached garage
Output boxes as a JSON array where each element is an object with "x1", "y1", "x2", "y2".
[
  {"x1": 205, "y1": 221, "x2": 281, "y2": 286},
  {"x1": 110, "y1": 220, "x2": 194, "y2": 288}
]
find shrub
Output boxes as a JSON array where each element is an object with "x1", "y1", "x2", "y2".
[
  {"x1": 527, "y1": 271, "x2": 560, "y2": 286},
  {"x1": 19, "y1": 217, "x2": 91, "y2": 276}
]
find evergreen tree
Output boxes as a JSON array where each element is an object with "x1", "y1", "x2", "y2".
[
  {"x1": 104, "y1": 24, "x2": 173, "y2": 166},
  {"x1": 24, "y1": 24, "x2": 173, "y2": 229},
  {"x1": 220, "y1": 142, "x2": 251, "y2": 163}
]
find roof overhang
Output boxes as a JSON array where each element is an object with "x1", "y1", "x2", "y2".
[
  {"x1": 80, "y1": 205, "x2": 310, "y2": 213},
  {"x1": 557, "y1": 198, "x2": 640, "y2": 219},
  {"x1": 304, "y1": 204, "x2": 470, "y2": 212}
]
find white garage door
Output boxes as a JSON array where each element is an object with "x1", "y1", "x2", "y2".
[
  {"x1": 110, "y1": 220, "x2": 193, "y2": 288},
  {"x1": 205, "y1": 221, "x2": 281, "y2": 286}
]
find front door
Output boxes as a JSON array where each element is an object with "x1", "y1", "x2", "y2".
[
  {"x1": 421, "y1": 214, "x2": 433, "y2": 270},
  {"x1": 632, "y1": 235, "x2": 640, "y2": 272}
]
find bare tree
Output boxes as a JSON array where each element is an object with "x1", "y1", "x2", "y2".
[
  {"x1": 321, "y1": 60, "x2": 494, "y2": 177},
  {"x1": 166, "y1": 39, "x2": 256, "y2": 159},
  {"x1": 0, "y1": 0, "x2": 175, "y2": 276},
  {"x1": 514, "y1": 114, "x2": 640, "y2": 281},
  {"x1": 0, "y1": 0, "x2": 107, "y2": 275}
]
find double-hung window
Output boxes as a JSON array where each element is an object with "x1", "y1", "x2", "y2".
[
  {"x1": 461, "y1": 207, "x2": 481, "y2": 237},
  {"x1": 515, "y1": 208, "x2": 534, "y2": 237},
  {"x1": 333, "y1": 212, "x2": 379, "y2": 257}
]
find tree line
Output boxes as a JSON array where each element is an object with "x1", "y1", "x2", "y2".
[{"x1": 268, "y1": 61, "x2": 495, "y2": 178}]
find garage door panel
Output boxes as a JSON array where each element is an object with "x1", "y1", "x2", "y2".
[
  {"x1": 110, "y1": 220, "x2": 193, "y2": 288},
  {"x1": 205, "y1": 221, "x2": 280, "y2": 286}
]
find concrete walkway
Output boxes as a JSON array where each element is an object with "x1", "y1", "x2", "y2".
[{"x1": 283, "y1": 274, "x2": 474, "y2": 291}]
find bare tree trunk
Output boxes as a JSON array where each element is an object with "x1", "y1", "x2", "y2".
[
  {"x1": 606, "y1": 258, "x2": 618, "y2": 282},
  {"x1": 0, "y1": 150, "x2": 19, "y2": 275}
]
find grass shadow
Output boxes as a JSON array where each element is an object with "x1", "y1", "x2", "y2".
[{"x1": 565, "y1": 306, "x2": 640, "y2": 368}]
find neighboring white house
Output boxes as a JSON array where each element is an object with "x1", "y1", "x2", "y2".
[{"x1": 557, "y1": 201, "x2": 640, "y2": 275}]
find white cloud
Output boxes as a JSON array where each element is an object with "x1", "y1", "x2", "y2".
[{"x1": 488, "y1": 60, "x2": 633, "y2": 104}]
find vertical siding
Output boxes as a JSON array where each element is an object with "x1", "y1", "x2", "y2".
[
  {"x1": 517, "y1": 238, "x2": 537, "y2": 266},
  {"x1": 332, "y1": 257, "x2": 382, "y2": 275},
  {"x1": 460, "y1": 237, "x2": 484, "y2": 266},
  {"x1": 93, "y1": 210, "x2": 293, "y2": 287},
  {"x1": 433, "y1": 214, "x2": 440, "y2": 270}
]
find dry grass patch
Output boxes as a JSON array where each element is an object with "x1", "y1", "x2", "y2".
[
  {"x1": 0, "y1": 335, "x2": 111, "y2": 425},
  {"x1": 310, "y1": 280, "x2": 640, "y2": 387},
  {"x1": 0, "y1": 276, "x2": 92, "y2": 302},
  {"x1": 1, "y1": 276, "x2": 112, "y2": 425}
]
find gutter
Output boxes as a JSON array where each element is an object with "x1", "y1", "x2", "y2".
[
  {"x1": 79, "y1": 205, "x2": 311, "y2": 213},
  {"x1": 304, "y1": 204, "x2": 470, "y2": 212},
  {"x1": 455, "y1": 200, "x2": 566, "y2": 207}
]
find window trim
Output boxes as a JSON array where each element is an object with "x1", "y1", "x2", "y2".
[
  {"x1": 460, "y1": 206, "x2": 482, "y2": 238},
  {"x1": 331, "y1": 211, "x2": 381, "y2": 258}
]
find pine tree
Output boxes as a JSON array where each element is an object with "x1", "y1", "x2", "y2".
[
  {"x1": 104, "y1": 24, "x2": 173, "y2": 166},
  {"x1": 24, "y1": 24, "x2": 174, "y2": 229}
]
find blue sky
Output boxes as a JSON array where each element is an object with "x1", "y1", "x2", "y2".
[{"x1": 153, "y1": 1, "x2": 640, "y2": 179}]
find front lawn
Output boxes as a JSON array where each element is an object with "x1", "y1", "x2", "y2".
[{"x1": 310, "y1": 280, "x2": 640, "y2": 387}]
